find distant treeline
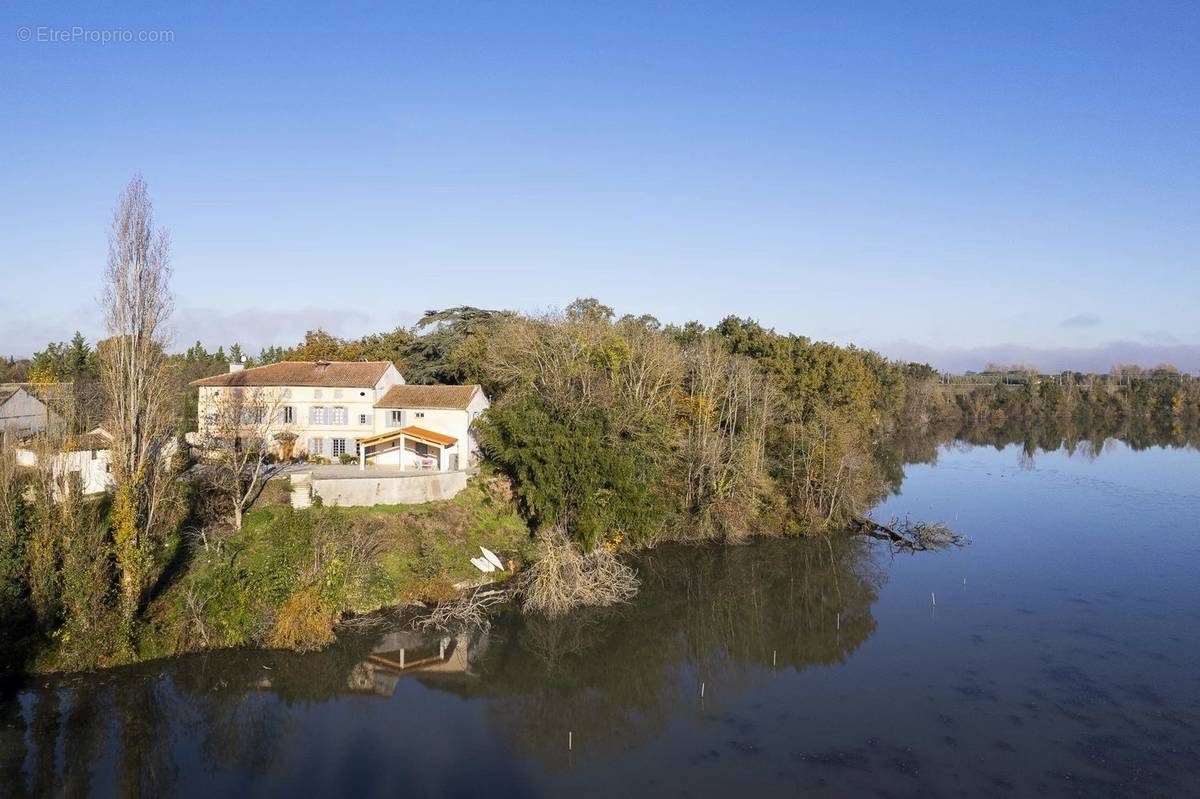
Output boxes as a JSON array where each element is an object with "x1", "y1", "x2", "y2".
[{"x1": 939, "y1": 372, "x2": 1200, "y2": 430}]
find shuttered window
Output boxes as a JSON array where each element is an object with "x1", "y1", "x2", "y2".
[{"x1": 309, "y1": 406, "x2": 326, "y2": 425}]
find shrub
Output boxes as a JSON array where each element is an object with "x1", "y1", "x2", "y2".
[
  {"x1": 269, "y1": 586, "x2": 335, "y2": 651},
  {"x1": 478, "y1": 398, "x2": 666, "y2": 549},
  {"x1": 414, "y1": 532, "x2": 452, "y2": 578}
]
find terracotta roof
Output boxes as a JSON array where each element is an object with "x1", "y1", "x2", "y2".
[
  {"x1": 190, "y1": 361, "x2": 393, "y2": 388},
  {"x1": 358, "y1": 425, "x2": 458, "y2": 448},
  {"x1": 374, "y1": 384, "x2": 480, "y2": 410}
]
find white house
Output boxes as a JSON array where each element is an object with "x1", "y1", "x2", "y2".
[
  {"x1": 16, "y1": 428, "x2": 115, "y2": 496},
  {"x1": 190, "y1": 360, "x2": 489, "y2": 471},
  {"x1": 357, "y1": 383, "x2": 489, "y2": 471}
]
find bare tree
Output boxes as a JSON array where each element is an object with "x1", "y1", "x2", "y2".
[
  {"x1": 98, "y1": 175, "x2": 179, "y2": 626},
  {"x1": 196, "y1": 386, "x2": 284, "y2": 530},
  {"x1": 678, "y1": 337, "x2": 776, "y2": 539}
]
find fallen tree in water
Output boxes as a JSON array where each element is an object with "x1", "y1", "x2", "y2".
[
  {"x1": 413, "y1": 587, "x2": 509, "y2": 633},
  {"x1": 850, "y1": 514, "x2": 969, "y2": 552}
]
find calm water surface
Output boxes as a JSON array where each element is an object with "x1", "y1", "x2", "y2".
[{"x1": 2, "y1": 440, "x2": 1199, "y2": 797}]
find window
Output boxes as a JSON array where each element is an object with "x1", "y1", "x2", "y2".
[
  {"x1": 309, "y1": 406, "x2": 326, "y2": 425},
  {"x1": 282, "y1": 406, "x2": 295, "y2": 424},
  {"x1": 332, "y1": 406, "x2": 348, "y2": 425},
  {"x1": 332, "y1": 438, "x2": 347, "y2": 458},
  {"x1": 90, "y1": 449, "x2": 97, "y2": 460},
  {"x1": 358, "y1": 413, "x2": 370, "y2": 425},
  {"x1": 308, "y1": 437, "x2": 324, "y2": 456},
  {"x1": 205, "y1": 412, "x2": 217, "y2": 426},
  {"x1": 389, "y1": 410, "x2": 404, "y2": 427},
  {"x1": 415, "y1": 411, "x2": 425, "y2": 419}
]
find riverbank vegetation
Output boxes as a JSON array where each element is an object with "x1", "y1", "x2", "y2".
[
  {"x1": 142, "y1": 474, "x2": 527, "y2": 659},
  {"x1": 3, "y1": 177, "x2": 1198, "y2": 677}
]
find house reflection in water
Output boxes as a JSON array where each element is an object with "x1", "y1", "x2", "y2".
[{"x1": 347, "y1": 628, "x2": 490, "y2": 696}]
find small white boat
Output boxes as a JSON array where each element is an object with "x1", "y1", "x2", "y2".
[
  {"x1": 480, "y1": 546, "x2": 505, "y2": 571},
  {"x1": 470, "y1": 556, "x2": 496, "y2": 573}
]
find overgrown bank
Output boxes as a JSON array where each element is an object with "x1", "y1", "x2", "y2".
[{"x1": 3, "y1": 472, "x2": 527, "y2": 673}]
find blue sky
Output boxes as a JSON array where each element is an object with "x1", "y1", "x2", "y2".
[{"x1": 2, "y1": 1, "x2": 1198, "y2": 371}]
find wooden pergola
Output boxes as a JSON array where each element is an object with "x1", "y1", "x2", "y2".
[{"x1": 356, "y1": 425, "x2": 458, "y2": 471}]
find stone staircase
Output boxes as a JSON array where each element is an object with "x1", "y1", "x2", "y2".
[{"x1": 290, "y1": 472, "x2": 313, "y2": 509}]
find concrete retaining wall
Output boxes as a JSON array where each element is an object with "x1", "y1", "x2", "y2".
[{"x1": 307, "y1": 470, "x2": 468, "y2": 507}]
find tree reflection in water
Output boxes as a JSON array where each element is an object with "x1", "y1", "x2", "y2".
[
  {"x1": 457, "y1": 535, "x2": 885, "y2": 765},
  {"x1": 3, "y1": 419, "x2": 1193, "y2": 790},
  {"x1": 61, "y1": 683, "x2": 104, "y2": 799}
]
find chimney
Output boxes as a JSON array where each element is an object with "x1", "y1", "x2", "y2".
[
  {"x1": 315, "y1": 359, "x2": 331, "y2": 371},
  {"x1": 229, "y1": 356, "x2": 247, "y2": 373}
]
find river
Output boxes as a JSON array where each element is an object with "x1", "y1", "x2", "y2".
[{"x1": 2, "y1": 437, "x2": 1198, "y2": 797}]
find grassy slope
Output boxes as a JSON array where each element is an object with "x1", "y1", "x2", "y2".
[{"x1": 137, "y1": 471, "x2": 530, "y2": 662}]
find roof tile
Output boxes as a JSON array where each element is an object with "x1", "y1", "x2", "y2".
[
  {"x1": 374, "y1": 384, "x2": 480, "y2": 410},
  {"x1": 190, "y1": 361, "x2": 392, "y2": 388}
]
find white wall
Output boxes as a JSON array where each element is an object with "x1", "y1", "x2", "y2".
[
  {"x1": 310, "y1": 470, "x2": 468, "y2": 506},
  {"x1": 16, "y1": 446, "x2": 114, "y2": 496}
]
